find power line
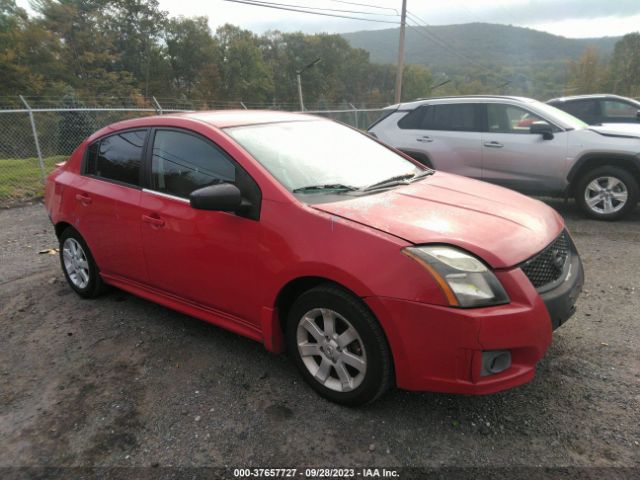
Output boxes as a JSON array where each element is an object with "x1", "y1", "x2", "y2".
[
  {"x1": 243, "y1": 0, "x2": 399, "y2": 16},
  {"x1": 222, "y1": 0, "x2": 400, "y2": 24},
  {"x1": 325, "y1": 0, "x2": 398, "y2": 14}
]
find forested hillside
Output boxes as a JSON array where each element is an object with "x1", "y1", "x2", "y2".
[{"x1": 1, "y1": 1, "x2": 638, "y2": 108}]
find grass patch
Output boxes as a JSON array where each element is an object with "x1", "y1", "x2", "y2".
[{"x1": 0, "y1": 156, "x2": 67, "y2": 203}]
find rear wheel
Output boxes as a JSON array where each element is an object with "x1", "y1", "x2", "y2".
[
  {"x1": 59, "y1": 227, "x2": 106, "y2": 298},
  {"x1": 286, "y1": 284, "x2": 393, "y2": 406},
  {"x1": 575, "y1": 166, "x2": 639, "y2": 220}
]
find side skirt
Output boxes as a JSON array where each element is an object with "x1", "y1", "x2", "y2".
[{"x1": 100, "y1": 273, "x2": 263, "y2": 344}]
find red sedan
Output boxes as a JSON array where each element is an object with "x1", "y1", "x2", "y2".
[{"x1": 44, "y1": 111, "x2": 583, "y2": 405}]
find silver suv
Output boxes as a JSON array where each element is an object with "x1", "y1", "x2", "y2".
[{"x1": 369, "y1": 96, "x2": 640, "y2": 220}]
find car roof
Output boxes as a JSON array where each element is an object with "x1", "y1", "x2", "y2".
[
  {"x1": 105, "y1": 110, "x2": 321, "y2": 132},
  {"x1": 547, "y1": 94, "x2": 635, "y2": 103}
]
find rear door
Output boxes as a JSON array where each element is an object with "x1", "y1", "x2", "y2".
[
  {"x1": 480, "y1": 103, "x2": 568, "y2": 195},
  {"x1": 74, "y1": 129, "x2": 149, "y2": 282},
  {"x1": 556, "y1": 99, "x2": 600, "y2": 124},
  {"x1": 385, "y1": 103, "x2": 483, "y2": 179}
]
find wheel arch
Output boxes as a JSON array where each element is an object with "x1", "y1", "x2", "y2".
[
  {"x1": 398, "y1": 149, "x2": 434, "y2": 168},
  {"x1": 54, "y1": 221, "x2": 74, "y2": 239},
  {"x1": 567, "y1": 153, "x2": 640, "y2": 194}
]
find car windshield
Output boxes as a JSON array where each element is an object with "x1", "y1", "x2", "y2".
[
  {"x1": 225, "y1": 120, "x2": 423, "y2": 193},
  {"x1": 533, "y1": 102, "x2": 589, "y2": 130}
]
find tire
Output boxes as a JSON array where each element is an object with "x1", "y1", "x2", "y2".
[
  {"x1": 575, "y1": 166, "x2": 639, "y2": 220},
  {"x1": 286, "y1": 284, "x2": 393, "y2": 406},
  {"x1": 59, "y1": 227, "x2": 106, "y2": 298}
]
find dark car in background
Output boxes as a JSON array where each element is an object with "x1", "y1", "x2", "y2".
[{"x1": 547, "y1": 94, "x2": 640, "y2": 125}]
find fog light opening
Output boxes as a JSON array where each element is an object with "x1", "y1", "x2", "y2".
[{"x1": 481, "y1": 350, "x2": 512, "y2": 376}]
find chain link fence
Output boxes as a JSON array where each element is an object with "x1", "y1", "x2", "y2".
[{"x1": 0, "y1": 99, "x2": 386, "y2": 205}]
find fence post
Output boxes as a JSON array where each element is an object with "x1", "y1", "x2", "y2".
[
  {"x1": 349, "y1": 103, "x2": 358, "y2": 129},
  {"x1": 19, "y1": 95, "x2": 46, "y2": 184},
  {"x1": 152, "y1": 96, "x2": 163, "y2": 115},
  {"x1": 240, "y1": 102, "x2": 248, "y2": 110}
]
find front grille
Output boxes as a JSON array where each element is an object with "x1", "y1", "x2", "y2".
[{"x1": 520, "y1": 231, "x2": 570, "y2": 289}]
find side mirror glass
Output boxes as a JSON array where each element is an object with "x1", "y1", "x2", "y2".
[
  {"x1": 530, "y1": 121, "x2": 554, "y2": 140},
  {"x1": 636, "y1": 109, "x2": 640, "y2": 119},
  {"x1": 189, "y1": 183, "x2": 244, "y2": 212}
]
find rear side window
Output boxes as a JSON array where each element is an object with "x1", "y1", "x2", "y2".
[
  {"x1": 602, "y1": 100, "x2": 637, "y2": 118},
  {"x1": 399, "y1": 104, "x2": 479, "y2": 132},
  {"x1": 428, "y1": 104, "x2": 478, "y2": 131},
  {"x1": 561, "y1": 100, "x2": 598, "y2": 120},
  {"x1": 151, "y1": 129, "x2": 236, "y2": 198},
  {"x1": 85, "y1": 130, "x2": 146, "y2": 186}
]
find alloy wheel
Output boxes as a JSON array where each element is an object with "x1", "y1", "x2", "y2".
[
  {"x1": 296, "y1": 308, "x2": 367, "y2": 392},
  {"x1": 62, "y1": 237, "x2": 90, "y2": 289},
  {"x1": 584, "y1": 176, "x2": 628, "y2": 215}
]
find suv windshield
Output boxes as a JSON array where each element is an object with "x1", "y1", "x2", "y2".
[{"x1": 225, "y1": 120, "x2": 423, "y2": 194}]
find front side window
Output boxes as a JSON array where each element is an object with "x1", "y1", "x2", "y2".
[
  {"x1": 85, "y1": 130, "x2": 146, "y2": 186},
  {"x1": 602, "y1": 100, "x2": 637, "y2": 118},
  {"x1": 151, "y1": 130, "x2": 236, "y2": 198},
  {"x1": 487, "y1": 104, "x2": 546, "y2": 134}
]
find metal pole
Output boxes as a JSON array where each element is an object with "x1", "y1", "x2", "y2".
[
  {"x1": 240, "y1": 101, "x2": 248, "y2": 110},
  {"x1": 394, "y1": 0, "x2": 408, "y2": 104},
  {"x1": 152, "y1": 96, "x2": 163, "y2": 115},
  {"x1": 297, "y1": 73, "x2": 305, "y2": 111},
  {"x1": 349, "y1": 103, "x2": 358, "y2": 129},
  {"x1": 20, "y1": 95, "x2": 46, "y2": 184}
]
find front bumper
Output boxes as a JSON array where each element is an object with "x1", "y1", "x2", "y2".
[
  {"x1": 539, "y1": 245, "x2": 584, "y2": 330},
  {"x1": 365, "y1": 251, "x2": 583, "y2": 394}
]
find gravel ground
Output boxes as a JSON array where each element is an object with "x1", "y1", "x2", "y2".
[{"x1": 0, "y1": 200, "x2": 639, "y2": 476}]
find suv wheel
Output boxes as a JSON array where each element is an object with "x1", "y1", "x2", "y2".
[
  {"x1": 575, "y1": 166, "x2": 639, "y2": 220},
  {"x1": 59, "y1": 227, "x2": 106, "y2": 298},
  {"x1": 286, "y1": 284, "x2": 393, "y2": 406}
]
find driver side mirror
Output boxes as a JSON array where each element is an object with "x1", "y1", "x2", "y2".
[
  {"x1": 636, "y1": 109, "x2": 640, "y2": 120},
  {"x1": 189, "y1": 183, "x2": 251, "y2": 213},
  {"x1": 530, "y1": 121, "x2": 554, "y2": 140}
]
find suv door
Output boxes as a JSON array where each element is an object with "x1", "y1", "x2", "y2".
[
  {"x1": 480, "y1": 103, "x2": 568, "y2": 195},
  {"x1": 77, "y1": 129, "x2": 149, "y2": 282},
  {"x1": 139, "y1": 128, "x2": 262, "y2": 326},
  {"x1": 391, "y1": 103, "x2": 483, "y2": 179}
]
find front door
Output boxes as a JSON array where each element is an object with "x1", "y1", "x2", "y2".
[
  {"x1": 481, "y1": 103, "x2": 568, "y2": 195},
  {"x1": 139, "y1": 128, "x2": 262, "y2": 325}
]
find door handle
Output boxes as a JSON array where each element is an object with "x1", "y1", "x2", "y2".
[
  {"x1": 141, "y1": 213, "x2": 165, "y2": 228},
  {"x1": 484, "y1": 141, "x2": 504, "y2": 148},
  {"x1": 75, "y1": 193, "x2": 92, "y2": 205},
  {"x1": 416, "y1": 136, "x2": 433, "y2": 143}
]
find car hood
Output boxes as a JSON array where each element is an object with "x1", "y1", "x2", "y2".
[
  {"x1": 588, "y1": 123, "x2": 640, "y2": 139},
  {"x1": 313, "y1": 172, "x2": 564, "y2": 269}
]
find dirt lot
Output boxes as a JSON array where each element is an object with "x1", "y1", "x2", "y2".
[{"x1": 1, "y1": 200, "x2": 639, "y2": 476}]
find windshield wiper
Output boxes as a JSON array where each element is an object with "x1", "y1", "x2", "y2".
[
  {"x1": 363, "y1": 171, "x2": 432, "y2": 191},
  {"x1": 292, "y1": 184, "x2": 359, "y2": 194}
]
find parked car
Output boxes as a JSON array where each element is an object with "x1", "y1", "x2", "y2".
[
  {"x1": 547, "y1": 94, "x2": 640, "y2": 125},
  {"x1": 369, "y1": 96, "x2": 640, "y2": 220},
  {"x1": 45, "y1": 111, "x2": 583, "y2": 406}
]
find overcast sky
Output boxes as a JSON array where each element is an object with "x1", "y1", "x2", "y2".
[{"x1": 18, "y1": 0, "x2": 640, "y2": 38}]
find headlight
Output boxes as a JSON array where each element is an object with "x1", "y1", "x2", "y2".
[{"x1": 403, "y1": 246, "x2": 509, "y2": 308}]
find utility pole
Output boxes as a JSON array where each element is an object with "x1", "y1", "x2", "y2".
[
  {"x1": 297, "y1": 58, "x2": 322, "y2": 111},
  {"x1": 394, "y1": 0, "x2": 407, "y2": 104}
]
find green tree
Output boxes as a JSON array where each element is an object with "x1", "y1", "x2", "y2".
[{"x1": 611, "y1": 33, "x2": 640, "y2": 97}]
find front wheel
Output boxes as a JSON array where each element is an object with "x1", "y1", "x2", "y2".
[
  {"x1": 286, "y1": 284, "x2": 393, "y2": 406},
  {"x1": 575, "y1": 166, "x2": 639, "y2": 220}
]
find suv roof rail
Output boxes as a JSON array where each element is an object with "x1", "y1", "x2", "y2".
[{"x1": 413, "y1": 95, "x2": 528, "y2": 102}]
